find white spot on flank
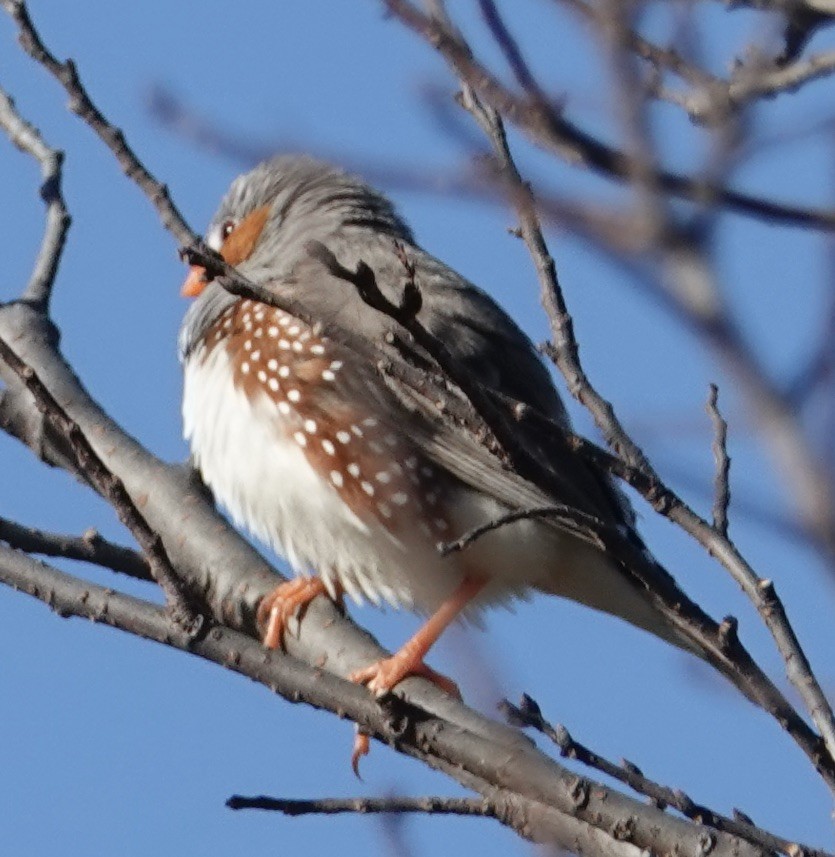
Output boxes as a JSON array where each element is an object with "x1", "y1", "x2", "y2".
[
  {"x1": 279, "y1": 315, "x2": 290, "y2": 327},
  {"x1": 304, "y1": 419, "x2": 317, "y2": 434},
  {"x1": 369, "y1": 441, "x2": 384, "y2": 454},
  {"x1": 321, "y1": 370, "x2": 335, "y2": 381},
  {"x1": 279, "y1": 339, "x2": 290, "y2": 350},
  {"x1": 311, "y1": 344, "x2": 325, "y2": 355},
  {"x1": 268, "y1": 378, "x2": 279, "y2": 392},
  {"x1": 287, "y1": 389, "x2": 301, "y2": 403},
  {"x1": 294, "y1": 431, "x2": 307, "y2": 447},
  {"x1": 267, "y1": 358, "x2": 278, "y2": 370},
  {"x1": 268, "y1": 326, "x2": 279, "y2": 338},
  {"x1": 405, "y1": 457, "x2": 418, "y2": 470},
  {"x1": 241, "y1": 362, "x2": 250, "y2": 374},
  {"x1": 347, "y1": 463, "x2": 361, "y2": 477},
  {"x1": 392, "y1": 492, "x2": 408, "y2": 506},
  {"x1": 330, "y1": 360, "x2": 343, "y2": 371},
  {"x1": 375, "y1": 471, "x2": 391, "y2": 484},
  {"x1": 362, "y1": 417, "x2": 378, "y2": 428},
  {"x1": 278, "y1": 366, "x2": 290, "y2": 378},
  {"x1": 336, "y1": 431, "x2": 351, "y2": 444},
  {"x1": 350, "y1": 425, "x2": 363, "y2": 437},
  {"x1": 292, "y1": 341, "x2": 304, "y2": 352},
  {"x1": 361, "y1": 481, "x2": 375, "y2": 496},
  {"x1": 254, "y1": 310, "x2": 264, "y2": 321},
  {"x1": 330, "y1": 470, "x2": 344, "y2": 488},
  {"x1": 378, "y1": 502, "x2": 392, "y2": 518},
  {"x1": 257, "y1": 370, "x2": 267, "y2": 383},
  {"x1": 278, "y1": 401, "x2": 291, "y2": 415},
  {"x1": 254, "y1": 328, "x2": 263, "y2": 338},
  {"x1": 244, "y1": 340, "x2": 252, "y2": 351},
  {"x1": 250, "y1": 350, "x2": 261, "y2": 361},
  {"x1": 322, "y1": 439, "x2": 336, "y2": 456},
  {"x1": 288, "y1": 324, "x2": 300, "y2": 336}
]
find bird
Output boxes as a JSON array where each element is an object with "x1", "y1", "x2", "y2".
[{"x1": 177, "y1": 155, "x2": 757, "y2": 730}]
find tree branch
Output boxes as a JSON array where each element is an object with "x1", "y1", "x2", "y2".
[
  {"x1": 0, "y1": 517, "x2": 151, "y2": 581},
  {"x1": 226, "y1": 794, "x2": 497, "y2": 818},
  {"x1": 0, "y1": 84, "x2": 69, "y2": 310}
]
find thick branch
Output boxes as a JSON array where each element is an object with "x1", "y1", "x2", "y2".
[{"x1": 0, "y1": 542, "x2": 768, "y2": 857}]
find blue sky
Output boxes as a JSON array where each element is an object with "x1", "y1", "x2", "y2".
[{"x1": 1, "y1": 2, "x2": 834, "y2": 854}]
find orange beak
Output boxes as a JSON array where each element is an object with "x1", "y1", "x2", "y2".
[
  {"x1": 180, "y1": 204, "x2": 271, "y2": 299},
  {"x1": 181, "y1": 266, "x2": 209, "y2": 298}
]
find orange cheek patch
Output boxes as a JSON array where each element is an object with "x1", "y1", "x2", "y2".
[{"x1": 220, "y1": 205, "x2": 270, "y2": 266}]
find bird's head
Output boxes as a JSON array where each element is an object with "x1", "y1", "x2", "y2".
[{"x1": 181, "y1": 155, "x2": 413, "y2": 298}]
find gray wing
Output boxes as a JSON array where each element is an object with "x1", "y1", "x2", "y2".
[{"x1": 273, "y1": 241, "x2": 634, "y2": 535}]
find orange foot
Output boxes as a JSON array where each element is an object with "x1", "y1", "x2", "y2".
[
  {"x1": 257, "y1": 577, "x2": 332, "y2": 650},
  {"x1": 348, "y1": 658, "x2": 460, "y2": 777},
  {"x1": 346, "y1": 576, "x2": 487, "y2": 776},
  {"x1": 348, "y1": 654, "x2": 461, "y2": 699}
]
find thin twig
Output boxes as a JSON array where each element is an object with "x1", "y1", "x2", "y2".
[
  {"x1": 439, "y1": 504, "x2": 603, "y2": 556},
  {"x1": 706, "y1": 385, "x2": 731, "y2": 537},
  {"x1": 728, "y1": 50, "x2": 835, "y2": 105},
  {"x1": 445, "y1": 69, "x2": 835, "y2": 783},
  {"x1": 502, "y1": 694, "x2": 832, "y2": 857},
  {"x1": 0, "y1": 0, "x2": 196, "y2": 247},
  {"x1": 382, "y1": 0, "x2": 835, "y2": 232},
  {"x1": 0, "y1": 517, "x2": 152, "y2": 582},
  {"x1": 226, "y1": 795, "x2": 497, "y2": 818},
  {"x1": 0, "y1": 336, "x2": 201, "y2": 634},
  {"x1": 0, "y1": 84, "x2": 69, "y2": 310}
]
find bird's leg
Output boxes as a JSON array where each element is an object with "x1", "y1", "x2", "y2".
[
  {"x1": 348, "y1": 576, "x2": 487, "y2": 698},
  {"x1": 349, "y1": 575, "x2": 486, "y2": 774},
  {"x1": 258, "y1": 577, "x2": 339, "y2": 649}
]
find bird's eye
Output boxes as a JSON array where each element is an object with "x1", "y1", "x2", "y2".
[{"x1": 220, "y1": 220, "x2": 236, "y2": 241}]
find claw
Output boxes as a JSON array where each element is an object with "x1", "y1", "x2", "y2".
[
  {"x1": 257, "y1": 577, "x2": 329, "y2": 649},
  {"x1": 349, "y1": 656, "x2": 461, "y2": 699},
  {"x1": 351, "y1": 730, "x2": 370, "y2": 778}
]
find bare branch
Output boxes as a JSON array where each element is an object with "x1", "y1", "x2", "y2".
[
  {"x1": 706, "y1": 385, "x2": 731, "y2": 538},
  {"x1": 440, "y1": 504, "x2": 603, "y2": 556},
  {"x1": 729, "y1": 50, "x2": 835, "y2": 103},
  {"x1": 0, "y1": 335, "x2": 201, "y2": 634},
  {"x1": 0, "y1": 517, "x2": 151, "y2": 582},
  {"x1": 0, "y1": 0, "x2": 195, "y2": 247},
  {"x1": 440, "y1": 70, "x2": 835, "y2": 784},
  {"x1": 0, "y1": 541, "x2": 767, "y2": 857},
  {"x1": 503, "y1": 694, "x2": 833, "y2": 857},
  {"x1": 226, "y1": 794, "x2": 497, "y2": 818},
  {"x1": 0, "y1": 84, "x2": 69, "y2": 310},
  {"x1": 382, "y1": 0, "x2": 835, "y2": 232}
]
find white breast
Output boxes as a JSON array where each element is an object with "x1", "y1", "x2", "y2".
[
  {"x1": 182, "y1": 345, "x2": 475, "y2": 611},
  {"x1": 182, "y1": 342, "x2": 672, "y2": 642}
]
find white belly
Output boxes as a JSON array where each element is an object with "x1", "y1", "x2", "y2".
[
  {"x1": 182, "y1": 344, "x2": 671, "y2": 642},
  {"x1": 182, "y1": 345, "x2": 489, "y2": 612}
]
